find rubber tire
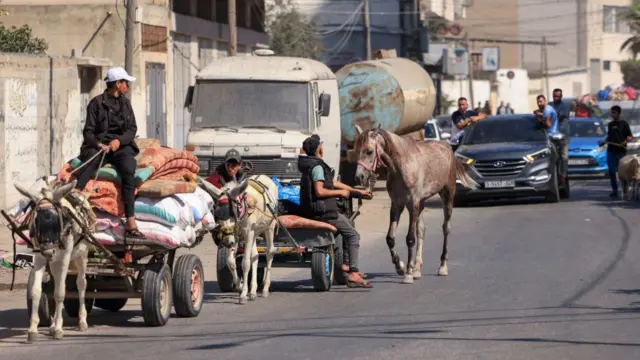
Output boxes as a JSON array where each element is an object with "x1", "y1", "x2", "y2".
[
  {"x1": 141, "y1": 262, "x2": 173, "y2": 327},
  {"x1": 545, "y1": 168, "x2": 560, "y2": 203},
  {"x1": 26, "y1": 268, "x2": 54, "y2": 327},
  {"x1": 216, "y1": 247, "x2": 236, "y2": 293},
  {"x1": 235, "y1": 256, "x2": 265, "y2": 292},
  {"x1": 173, "y1": 254, "x2": 204, "y2": 318},
  {"x1": 311, "y1": 246, "x2": 334, "y2": 292},
  {"x1": 95, "y1": 298, "x2": 128, "y2": 312},
  {"x1": 333, "y1": 235, "x2": 348, "y2": 286},
  {"x1": 560, "y1": 176, "x2": 571, "y2": 199},
  {"x1": 63, "y1": 275, "x2": 95, "y2": 318}
]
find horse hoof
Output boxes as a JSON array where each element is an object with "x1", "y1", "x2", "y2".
[
  {"x1": 27, "y1": 332, "x2": 38, "y2": 343},
  {"x1": 261, "y1": 291, "x2": 270, "y2": 298},
  {"x1": 77, "y1": 323, "x2": 88, "y2": 332},
  {"x1": 53, "y1": 329, "x2": 64, "y2": 340},
  {"x1": 438, "y1": 266, "x2": 449, "y2": 276},
  {"x1": 402, "y1": 275, "x2": 414, "y2": 284},
  {"x1": 249, "y1": 293, "x2": 257, "y2": 301},
  {"x1": 395, "y1": 261, "x2": 406, "y2": 275},
  {"x1": 412, "y1": 270, "x2": 422, "y2": 280},
  {"x1": 238, "y1": 296, "x2": 248, "y2": 305}
]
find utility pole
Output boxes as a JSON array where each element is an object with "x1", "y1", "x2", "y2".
[
  {"x1": 363, "y1": 0, "x2": 371, "y2": 60},
  {"x1": 228, "y1": 0, "x2": 237, "y2": 56},
  {"x1": 466, "y1": 35, "x2": 475, "y2": 109},
  {"x1": 124, "y1": 0, "x2": 136, "y2": 96},
  {"x1": 542, "y1": 36, "x2": 549, "y2": 97}
]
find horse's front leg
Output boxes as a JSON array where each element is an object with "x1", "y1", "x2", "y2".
[
  {"x1": 50, "y1": 253, "x2": 71, "y2": 340},
  {"x1": 403, "y1": 203, "x2": 420, "y2": 284},
  {"x1": 226, "y1": 244, "x2": 240, "y2": 291},
  {"x1": 261, "y1": 222, "x2": 276, "y2": 298},
  {"x1": 386, "y1": 200, "x2": 406, "y2": 275},
  {"x1": 248, "y1": 233, "x2": 259, "y2": 301},
  {"x1": 74, "y1": 248, "x2": 89, "y2": 332},
  {"x1": 239, "y1": 228, "x2": 255, "y2": 305},
  {"x1": 27, "y1": 255, "x2": 47, "y2": 342}
]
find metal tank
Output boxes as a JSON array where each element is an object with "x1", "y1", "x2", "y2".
[{"x1": 336, "y1": 58, "x2": 436, "y2": 144}]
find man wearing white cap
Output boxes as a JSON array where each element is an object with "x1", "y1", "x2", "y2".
[{"x1": 74, "y1": 67, "x2": 145, "y2": 238}]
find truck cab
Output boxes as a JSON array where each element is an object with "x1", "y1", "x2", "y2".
[{"x1": 185, "y1": 51, "x2": 341, "y2": 182}]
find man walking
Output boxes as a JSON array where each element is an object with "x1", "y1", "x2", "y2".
[{"x1": 599, "y1": 105, "x2": 633, "y2": 199}]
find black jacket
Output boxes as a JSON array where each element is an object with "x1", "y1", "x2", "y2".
[
  {"x1": 81, "y1": 92, "x2": 139, "y2": 155},
  {"x1": 298, "y1": 155, "x2": 338, "y2": 220}
]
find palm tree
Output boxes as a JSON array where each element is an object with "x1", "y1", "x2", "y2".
[{"x1": 621, "y1": 0, "x2": 640, "y2": 58}]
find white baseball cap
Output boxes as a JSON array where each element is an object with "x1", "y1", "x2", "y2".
[{"x1": 104, "y1": 67, "x2": 136, "y2": 83}]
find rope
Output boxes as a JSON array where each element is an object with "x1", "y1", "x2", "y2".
[{"x1": 67, "y1": 149, "x2": 106, "y2": 177}]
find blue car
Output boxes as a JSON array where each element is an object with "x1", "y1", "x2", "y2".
[{"x1": 566, "y1": 117, "x2": 608, "y2": 177}]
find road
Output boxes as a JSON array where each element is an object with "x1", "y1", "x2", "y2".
[{"x1": 1, "y1": 179, "x2": 640, "y2": 359}]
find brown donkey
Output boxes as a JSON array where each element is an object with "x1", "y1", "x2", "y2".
[{"x1": 352, "y1": 126, "x2": 478, "y2": 284}]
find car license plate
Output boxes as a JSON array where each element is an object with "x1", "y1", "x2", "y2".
[
  {"x1": 568, "y1": 159, "x2": 589, "y2": 165},
  {"x1": 484, "y1": 180, "x2": 515, "y2": 188}
]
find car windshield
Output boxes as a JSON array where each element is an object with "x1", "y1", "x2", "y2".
[
  {"x1": 424, "y1": 123, "x2": 437, "y2": 138},
  {"x1": 568, "y1": 120, "x2": 606, "y2": 137},
  {"x1": 462, "y1": 117, "x2": 548, "y2": 145},
  {"x1": 191, "y1": 80, "x2": 311, "y2": 131}
]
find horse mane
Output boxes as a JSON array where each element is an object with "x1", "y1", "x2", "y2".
[{"x1": 354, "y1": 128, "x2": 419, "y2": 162}]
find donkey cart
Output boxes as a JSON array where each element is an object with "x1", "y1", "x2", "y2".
[{"x1": 1, "y1": 208, "x2": 206, "y2": 328}]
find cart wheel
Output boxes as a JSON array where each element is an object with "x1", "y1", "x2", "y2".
[
  {"x1": 333, "y1": 235, "x2": 348, "y2": 286},
  {"x1": 63, "y1": 275, "x2": 95, "y2": 318},
  {"x1": 141, "y1": 262, "x2": 172, "y2": 327},
  {"x1": 26, "y1": 268, "x2": 54, "y2": 327},
  {"x1": 95, "y1": 298, "x2": 128, "y2": 312},
  {"x1": 216, "y1": 247, "x2": 236, "y2": 293},
  {"x1": 173, "y1": 254, "x2": 204, "y2": 318},
  {"x1": 311, "y1": 246, "x2": 334, "y2": 292},
  {"x1": 235, "y1": 256, "x2": 265, "y2": 292}
]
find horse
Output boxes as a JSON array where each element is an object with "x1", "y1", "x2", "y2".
[
  {"x1": 14, "y1": 178, "x2": 95, "y2": 342},
  {"x1": 618, "y1": 154, "x2": 640, "y2": 201},
  {"x1": 352, "y1": 126, "x2": 478, "y2": 284},
  {"x1": 201, "y1": 175, "x2": 278, "y2": 304}
]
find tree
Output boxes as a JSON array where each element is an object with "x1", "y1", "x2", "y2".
[
  {"x1": 620, "y1": 0, "x2": 640, "y2": 58},
  {"x1": 0, "y1": 24, "x2": 47, "y2": 54},
  {"x1": 266, "y1": 0, "x2": 324, "y2": 58},
  {"x1": 620, "y1": 60, "x2": 640, "y2": 88}
]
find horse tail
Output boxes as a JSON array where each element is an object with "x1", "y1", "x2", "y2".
[{"x1": 454, "y1": 159, "x2": 479, "y2": 190}]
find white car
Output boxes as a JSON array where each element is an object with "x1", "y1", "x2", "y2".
[{"x1": 424, "y1": 119, "x2": 452, "y2": 141}]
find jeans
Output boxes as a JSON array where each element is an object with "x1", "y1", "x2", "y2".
[
  {"x1": 552, "y1": 137, "x2": 569, "y2": 181},
  {"x1": 607, "y1": 151, "x2": 625, "y2": 194},
  {"x1": 326, "y1": 213, "x2": 360, "y2": 272}
]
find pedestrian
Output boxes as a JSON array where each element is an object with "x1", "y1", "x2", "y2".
[
  {"x1": 599, "y1": 105, "x2": 633, "y2": 199},
  {"x1": 497, "y1": 101, "x2": 506, "y2": 115},
  {"x1": 505, "y1": 102, "x2": 514, "y2": 114},
  {"x1": 484, "y1": 100, "x2": 492, "y2": 115}
]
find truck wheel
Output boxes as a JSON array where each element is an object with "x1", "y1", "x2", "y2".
[
  {"x1": 95, "y1": 298, "x2": 128, "y2": 312},
  {"x1": 311, "y1": 246, "x2": 334, "y2": 292},
  {"x1": 141, "y1": 262, "x2": 172, "y2": 327},
  {"x1": 26, "y1": 268, "x2": 54, "y2": 327},
  {"x1": 63, "y1": 275, "x2": 95, "y2": 318},
  {"x1": 333, "y1": 235, "x2": 348, "y2": 286},
  {"x1": 216, "y1": 247, "x2": 236, "y2": 293},
  {"x1": 173, "y1": 254, "x2": 205, "y2": 318}
]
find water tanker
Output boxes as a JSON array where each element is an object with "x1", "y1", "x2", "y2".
[{"x1": 336, "y1": 58, "x2": 437, "y2": 144}]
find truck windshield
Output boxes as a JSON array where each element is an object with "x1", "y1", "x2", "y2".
[{"x1": 191, "y1": 80, "x2": 310, "y2": 131}]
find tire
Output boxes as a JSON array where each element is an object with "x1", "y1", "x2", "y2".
[
  {"x1": 311, "y1": 246, "x2": 334, "y2": 292},
  {"x1": 333, "y1": 235, "x2": 348, "y2": 286},
  {"x1": 95, "y1": 298, "x2": 128, "y2": 312},
  {"x1": 63, "y1": 275, "x2": 95, "y2": 318},
  {"x1": 545, "y1": 167, "x2": 560, "y2": 203},
  {"x1": 173, "y1": 254, "x2": 204, "y2": 318},
  {"x1": 26, "y1": 268, "x2": 54, "y2": 327},
  {"x1": 235, "y1": 256, "x2": 265, "y2": 292},
  {"x1": 216, "y1": 247, "x2": 236, "y2": 293},
  {"x1": 141, "y1": 262, "x2": 172, "y2": 327}
]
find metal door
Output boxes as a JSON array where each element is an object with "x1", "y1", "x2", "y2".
[
  {"x1": 146, "y1": 62, "x2": 167, "y2": 145},
  {"x1": 173, "y1": 33, "x2": 192, "y2": 150}
]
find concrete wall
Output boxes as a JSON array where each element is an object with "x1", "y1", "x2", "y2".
[
  {"x1": 441, "y1": 79, "x2": 492, "y2": 115},
  {"x1": 527, "y1": 68, "x2": 589, "y2": 112},
  {"x1": 0, "y1": 54, "x2": 110, "y2": 210}
]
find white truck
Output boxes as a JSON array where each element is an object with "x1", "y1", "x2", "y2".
[{"x1": 184, "y1": 50, "x2": 341, "y2": 182}]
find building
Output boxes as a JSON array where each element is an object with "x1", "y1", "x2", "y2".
[{"x1": 0, "y1": 0, "x2": 268, "y2": 150}]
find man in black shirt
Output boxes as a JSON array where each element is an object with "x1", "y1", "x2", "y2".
[
  {"x1": 599, "y1": 105, "x2": 633, "y2": 199},
  {"x1": 451, "y1": 97, "x2": 486, "y2": 137},
  {"x1": 74, "y1": 67, "x2": 144, "y2": 238}
]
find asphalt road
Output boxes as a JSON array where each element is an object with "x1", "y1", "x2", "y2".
[{"x1": 1, "y1": 179, "x2": 640, "y2": 359}]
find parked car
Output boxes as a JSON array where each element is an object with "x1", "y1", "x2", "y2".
[
  {"x1": 453, "y1": 115, "x2": 570, "y2": 206},
  {"x1": 424, "y1": 119, "x2": 451, "y2": 141},
  {"x1": 566, "y1": 117, "x2": 608, "y2": 177}
]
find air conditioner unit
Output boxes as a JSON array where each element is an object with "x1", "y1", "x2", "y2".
[{"x1": 461, "y1": 0, "x2": 473, "y2": 7}]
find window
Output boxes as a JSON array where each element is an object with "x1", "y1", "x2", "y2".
[
  {"x1": 173, "y1": 0, "x2": 191, "y2": 16},
  {"x1": 603, "y1": 6, "x2": 630, "y2": 33},
  {"x1": 197, "y1": 0, "x2": 213, "y2": 21},
  {"x1": 603, "y1": 60, "x2": 611, "y2": 71}
]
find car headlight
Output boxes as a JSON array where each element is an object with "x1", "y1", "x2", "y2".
[
  {"x1": 593, "y1": 145, "x2": 606, "y2": 153},
  {"x1": 455, "y1": 153, "x2": 474, "y2": 165},
  {"x1": 525, "y1": 148, "x2": 551, "y2": 162}
]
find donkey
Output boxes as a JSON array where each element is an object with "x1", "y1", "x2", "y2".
[
  {"x1": 14, "y1": 179, "x2": 95, "y2": 342},
  {"x1": 352, "y1": 126, "x2": 478, "y2": 284},
  {"x1": 201, "y1": 175, "x2": 278, "y2": 304}
]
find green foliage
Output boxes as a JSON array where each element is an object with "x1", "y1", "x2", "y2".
[
  {"x1": 620, "y1": 59, "x2": 640, "y2": 89},
  {"x1": 266, "y1": 0, "x2": 324, "y2": 58},
  {"x1": 0, "y1": 24, "x2": 48, "y2": 55},
  {"x1": 440, "y1": 93, "x2": 455, "y2": 114},
  {"x1": 621, "y1": 1, "x2": 640, "y2": 58}
]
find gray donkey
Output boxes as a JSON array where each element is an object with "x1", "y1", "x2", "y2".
[{"x1": 352, "y1": 126, "x2": 478, "y2": 284}]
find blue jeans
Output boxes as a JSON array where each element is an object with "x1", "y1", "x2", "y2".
[{"x1": 607, "y1": 151, "x2": 625, "y2": 193}]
